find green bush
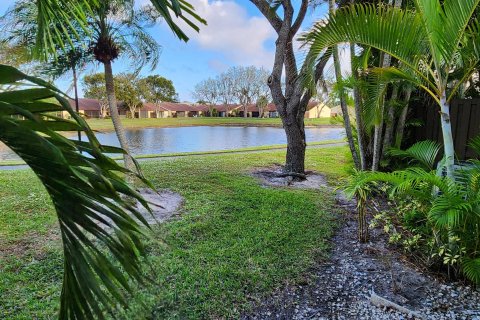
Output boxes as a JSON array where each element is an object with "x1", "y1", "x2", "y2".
[{"x1": 345, "y1": 139, "x2": 480, "y2": 284}]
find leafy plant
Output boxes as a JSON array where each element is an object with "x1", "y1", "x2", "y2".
[
  {"x1": 345, "y1": 138, "x2": 480, "y2": 284},
  {"x1": 0, "y1": 64, "x2": 153, "y2": 318}
]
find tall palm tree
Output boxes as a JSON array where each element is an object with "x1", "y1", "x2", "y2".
[
  {"x1": 89, "y1": 1, "x2": 161, "y2": 169},
  {"x1": 304, "y1": 0, "x2": 480, "y2": 178},
  {"x1": 10, "y1": 0, "x2": 205, "y2": 170}
]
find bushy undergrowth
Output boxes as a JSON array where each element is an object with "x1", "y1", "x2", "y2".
[{"x1": 346, "y1": 140, "x2": 480, "y2": 285}]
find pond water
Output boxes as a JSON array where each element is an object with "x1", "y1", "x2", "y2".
[{"x1": 0, "y1": 126, "x2": 345, "y2": 161}]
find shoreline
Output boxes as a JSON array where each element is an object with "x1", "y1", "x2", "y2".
[
  {"x1": 89, "y1": 123, "x2": 343, "y2": 133},
  {"x1": 0, "y1": 140, "x2": 345, "y2": 168}
]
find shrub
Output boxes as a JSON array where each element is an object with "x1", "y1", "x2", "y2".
[{"x1": 345, "y1": 139, "x2": 480, "y2": 284}]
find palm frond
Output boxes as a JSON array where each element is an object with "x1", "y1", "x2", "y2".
[
  {"x1": 388, "y1": 140, "x2": 442, "y2": 170},
  {"x1": 302, "y1": 3, "x2": 436, "y2": 91},
  {"x1": 0, "y1": 64, "x2": 153, "y2": 318},
  {"x1": 463, "y1": 258, "x2": 480, "y2": 284}
]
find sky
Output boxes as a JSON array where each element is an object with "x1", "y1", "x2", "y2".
[{"x1": 1, "y1": 0, "x2": 346, "y2": 102}]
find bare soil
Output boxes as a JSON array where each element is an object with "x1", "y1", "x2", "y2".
[
  {"x1": 135, "y1": 188, "x2": 184, "y2": 225},
  {"x1": 251, "y1": 165, "x2": 329, "y2": 189}
]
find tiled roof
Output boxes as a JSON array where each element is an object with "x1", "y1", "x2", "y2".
[{"x1": 69, "y1": 98, "x2": 103, "y2": 111}]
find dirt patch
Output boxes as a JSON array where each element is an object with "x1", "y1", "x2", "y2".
[
  {"x1": 135, "y1": 188, "x2": 184, "y2": 225},
  {"x1": 251, "y1": 165, "x2": 329, "y2": 189},
  {"x1": 242, "y1": 191, "x2": 480, "y2": 320}
]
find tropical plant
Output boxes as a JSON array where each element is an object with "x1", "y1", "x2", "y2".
[
  {"x1": 256, "y1": 95, "x2": 269, "y2": 118},
  {"x1": 0, "y1": 64, "x2": 153, "y2": 318},
  {"x1": 344, "y1": 138, "x2": 480, "y2": 284},
  {"x1": 329, "y1": 0, "x2": 359, "y2": 170},
  {"x1": 304, "y1": 0, "x2": 480, "y2": 178},
  {"x1": 17, "y1": 0, "x2": 205, "y2": 171}
]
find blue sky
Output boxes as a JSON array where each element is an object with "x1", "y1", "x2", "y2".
[{"x1": 1, "y1": 0, "x2": 331, "y2": 101}]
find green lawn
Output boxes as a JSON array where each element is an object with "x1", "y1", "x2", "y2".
[
  {"x1": 0, "y1": 146, "x2": 350, "y2": 319},
  {"x1": 86, "y1": 117, "x2": 336, "y2": 131}
]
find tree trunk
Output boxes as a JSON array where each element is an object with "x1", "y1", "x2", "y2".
[
  {"x1": 382, "y1": 85, "x2": 399, "y2": 151},
  {"x1": 350, "y1": 43, "x2": 366, "y2": 170},
  {"x1": 282, "y1": 105, "x2": 306, "y2": 174},
  {"x1": 103, "y1": 61, "x2": 134, "y2": 171},
  {"x1": 394, "y1": 87, "x2": 412, "y2": 148},
  {"x1": 129, "y1": 105, "x2": 136, "y2": 119},
  {"x1": 440, "y1": 93, "x2": 455, "y2": 179}
]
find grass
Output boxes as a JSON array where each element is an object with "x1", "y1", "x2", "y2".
[
  {"x1": 85, "y1": 117, "x2": 336, "y2": 131},
  {"x1": 0, "y1": 146, "x2": 350, "y2": 319}
]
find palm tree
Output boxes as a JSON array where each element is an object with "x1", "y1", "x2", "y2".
[
  {"x1": 304, "y1": 0, "x2": 480, "y2": 178},
  {"x1": 86, "y1": 1, "x2": 160, "y2": 169},
  {"x1": 7, "y1": 0, "x2": 205, "y2": 170}
]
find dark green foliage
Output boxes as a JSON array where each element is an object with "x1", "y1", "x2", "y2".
[
  {"x1": 0, "y1": 64, "x2": 153, "y2": 319},
  {"x1": 345, "y1": 139, "x2": 480, "y2": 284}
]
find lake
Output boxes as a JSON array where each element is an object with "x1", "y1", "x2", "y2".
[{"x1": 0, "y1": 126, "x2": 345, "y2": 161}]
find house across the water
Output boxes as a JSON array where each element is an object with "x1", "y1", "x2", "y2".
[{"x1": 66, "y1": 99, "x2": 334, "y2": 119}]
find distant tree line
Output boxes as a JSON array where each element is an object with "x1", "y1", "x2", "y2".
[
  {"x1": 83, "y1": 73, "x2": 178, "y2": 118},
  {"x1": 192, "y1": 65, "x2": 271, "y2": 117}
]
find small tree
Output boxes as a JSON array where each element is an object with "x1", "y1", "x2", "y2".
[
  {"x1": 83, "y1": 73, "x2": 109, "y2": 118},
  {"x1": 216, "y1": 71, "x2": 236, "y2": 116},
  {"x1": 115, "y1": 73, "x2": 143, "y2": 118},
  {"x1": 228, "y1": 66, "x2": 269, "y2": 118},
  {"x1": 139, "y1": 75, "x2": 177, "y2": 117},
  {"x1": 256, "y1": 95, "x2": 269, "y2": 118},
  {"x1": 192, "y1": 78, "x2": 219, "y2": 116}
]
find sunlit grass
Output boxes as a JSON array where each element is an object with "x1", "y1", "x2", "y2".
[{"x1": 0, "y1": 146, "x2": 350, "y2": 319}]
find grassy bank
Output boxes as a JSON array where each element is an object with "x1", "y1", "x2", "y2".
[
  {"x1": 0, "y1": 146, "x2": 350, "y2": 319},
  {"x1": 86, "y1": 117, "x2": 335, "y2": 131}
]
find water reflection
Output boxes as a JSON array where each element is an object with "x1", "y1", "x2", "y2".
[{"x1": 0, "y1": 126, "x2": 345, "y2": 161}]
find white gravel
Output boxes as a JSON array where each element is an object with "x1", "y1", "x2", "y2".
[{"x1": 242, "y1": 192, "x2": 480, "y2": 320}]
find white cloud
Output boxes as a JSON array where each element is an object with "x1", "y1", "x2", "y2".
[{"x1": 154, "y1": 0, "x2": 276, "y2": 68}]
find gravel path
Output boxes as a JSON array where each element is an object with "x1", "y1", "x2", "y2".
[{"x1": 242, "y1": 192, "x2": 480, "y2": 320}]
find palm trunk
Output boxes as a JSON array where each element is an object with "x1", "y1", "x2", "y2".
[
  {"x1": 330, "y1": 0, "x2": 359, "y2": 169},
  {"x1": 72, "y1": 66, "x2": 81, "y2": 143},
  {"x1": 382, "y1": 85, "x2": 399, "y2": 151},
  {"x1": 350, "y1": 43, "x2": 366, "y2": 170},
  {"x1": 371, "y1": 0, "x2": 401, "y2": 171},
  {"x1": 103, "y1": 61, "x2": 134, "y2": 170},
  {"x1": 394, "y1": 87, "x2": 412, "y2": 148},
  {"x1": 440, "y1": 93, "x2": 455, "y2": 179},
  {"x1": 333, "y1": 46, "x2": 359, "y2": 169}
]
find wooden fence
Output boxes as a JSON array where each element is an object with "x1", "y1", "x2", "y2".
[{"x1": 409, "y1": 98, "x2": 480, "y2": 160}]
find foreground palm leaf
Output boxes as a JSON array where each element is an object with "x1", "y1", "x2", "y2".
[{"x1": 0, "y1": 64, "x2": 153, "y2": 319}]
